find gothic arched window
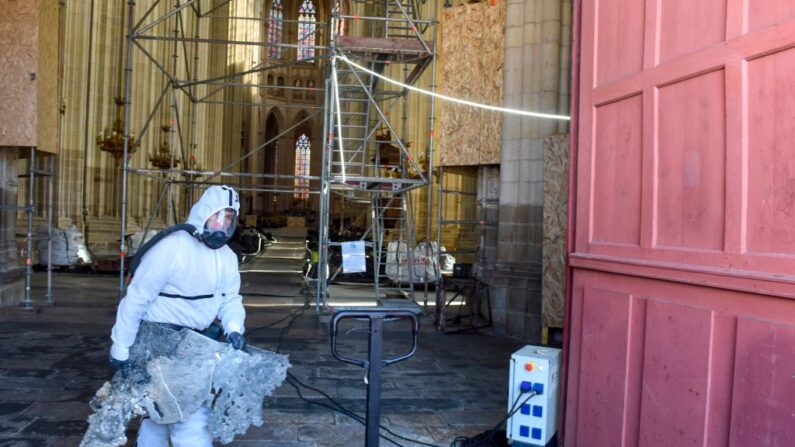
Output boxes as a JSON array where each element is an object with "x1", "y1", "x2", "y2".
[
  {"x1": 294, "y1": 133, "x2": 311, "y2": 199},
  {"x1": 267, "y1": 0, "x2": 283, "y2": 59},
  {"x1": 297, "y1": 0, "x2": 316, "y2": 61},
  {"x1": 332, "y1": 0, "x2": 345, "y2": 37}
]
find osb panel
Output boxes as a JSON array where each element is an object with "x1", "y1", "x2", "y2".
[
  {"x1": 0, "y1": 1, "x2": 38, "y2": 147},
  {"x1": 542, "y1": 134, "x2": 568, "y2": 328},
  {"x1": 36, "y1": 0, "x2": 59, "y2": 154},
  {"x1": 438, "y1": 2, "x2": 505, "y2": 166}
]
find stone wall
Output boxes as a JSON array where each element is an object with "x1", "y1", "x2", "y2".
[
  {"x1": 489, "y1": 0, "x2": 571, "y2": 340},
  {"x1": 0, "y1": 149, "x2": 24, "y2": 306},
  {"x1": 0, "y1": 1, "x2": 38, "y2": 148}
]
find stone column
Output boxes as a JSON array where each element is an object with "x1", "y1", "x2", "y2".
[
  {"x1": 0, "y1": 149, "x2": 24, "y2": 306},
  {"x1": 491, "y1": 0, "x2": 571, "y2": 340}
]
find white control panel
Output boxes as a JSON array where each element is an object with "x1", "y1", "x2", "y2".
[{"x1": 507, "y1": 345, "x2": 562, "y2": 446}]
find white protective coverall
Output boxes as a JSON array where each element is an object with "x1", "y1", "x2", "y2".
[{"x1": 110, "y1": 185, "x2": 245, "y2": 447}]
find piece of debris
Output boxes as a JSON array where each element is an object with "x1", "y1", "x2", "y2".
[{"x1": 80, "y1": 322, "x2": 290, "y2": 446}]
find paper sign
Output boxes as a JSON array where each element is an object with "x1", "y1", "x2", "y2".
[{"x1": 341, "y1": 241, "x2": 367, "y2": 273}]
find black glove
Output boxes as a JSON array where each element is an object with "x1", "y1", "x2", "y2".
[
  {"x1": 109, "y1": 354, "x2": 132, "y2": 378},
  {"x1": 227, "y1": 332, "x2": 246, "y2": 350}
]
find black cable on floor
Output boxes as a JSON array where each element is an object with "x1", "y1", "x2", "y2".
[
  {"x1": 245, "y1": 299, "x2": 310, "y2": 338},
  {"x1": 254, "y1": 299, "x2": 443, "y2": 447},
  {"x1": 285, "y1": 373, "x2": 445, "y2": 447},
  {"x1": 449, "y1": 391, "x2": 536, "y2": 447},
  {"x1": 260, "y1": 299, "x2": 525, "y2": 447}
]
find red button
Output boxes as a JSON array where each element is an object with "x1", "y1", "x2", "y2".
[{"x1": 525, "y1": 362, "x2": 534, "y2": 371}]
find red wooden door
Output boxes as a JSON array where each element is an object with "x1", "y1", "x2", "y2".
[{"x1": 566, "y1": 1, "x2": 795, "y2": 445}]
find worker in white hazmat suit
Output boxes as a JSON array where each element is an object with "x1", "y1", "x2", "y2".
[{"x1": 109, "y1": 185, "x2": 246, "y2": 447}]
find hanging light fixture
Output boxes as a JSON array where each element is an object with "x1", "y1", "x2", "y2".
[
  {"x1": 96, "y1": 97, "x2": 140, "y2": 164},
  {"x1": 149, "y1": 124, "x2": 180, "y2": 169}
]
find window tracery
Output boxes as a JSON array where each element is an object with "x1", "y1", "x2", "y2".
[
  {"x1": 267, "y1": 0, "x2": 283, "y2": 59},
  {"x1": 294, "y1": 133, "x2": 311, "y2": 199},
  {"x1": 297, "y1": 0, "x2": 316, "y2": 61}
]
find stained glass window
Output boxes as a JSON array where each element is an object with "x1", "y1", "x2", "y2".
[
  {"x1": 267, "y1": 0, "x2": 283, "y2": 59},
  {"x1": 332, "y1": 0, "x2": 345, "y2": 37},
  {"x1": 294, "y1": 133, "x2": 311, "y2": 199},
  {"x1": 297, "y1": 0, "x2": 316, "y2": 61}
]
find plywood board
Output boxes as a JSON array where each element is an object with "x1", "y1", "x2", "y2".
[
  {"x1": 438, "y1": 2, "x2": 505, "y2": 166},
  {"x1": 542, "y1": 134, "x2": 568, "y2": 328}
]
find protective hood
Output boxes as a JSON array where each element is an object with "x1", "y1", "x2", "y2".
[
  {"x1": 187, "y1": 185, "x2": 240, "y2": 229},
  {"x1": 187, "y1": 186, "x2": 240, "y2": 248}
]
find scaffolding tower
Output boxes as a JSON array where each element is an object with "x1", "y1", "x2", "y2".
[
  {"x1": 316, "y1": 0, "x2": 438, "y2": 310},
  {"x1": 117, "y1": 0, "x2": 438, "y2": 313}
]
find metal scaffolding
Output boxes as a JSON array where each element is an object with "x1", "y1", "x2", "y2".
[
  {"x1": 0, "y1": 148, "x2": 55, "y2": 309},
  {"x1": 316, "y1": 0, "x2": 439, "y2": 311},
  {"x1": 117, "y1": 0, "x2": 439, "y2": 313}
]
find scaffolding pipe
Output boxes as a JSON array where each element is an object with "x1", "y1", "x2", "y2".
[
  {"x1": 133, "y1": 0, "x2": 163, "y2": 34},
  {"x1": 167, "y1": 2, "x2": 181, "y2": 226},
  {"x1": 316, "y1": 76, "x2": 333, "y2": 312},
  {"x1": 119, "y1": 0, "x2": 136, "y2": 296},
  {"x1": 127, "y1": 170, "x2": 323, "y2": 194},
  {"x1": 22, "y1": 147, "x2": 35, "y2": 309},
  {"x1": 424, "y1": 0, "x2": 439, "y2": 308},
  {"x1": 436, "y1": 164, "x2": 443, "y2": 320},
  {"x1": 81, "y1": 0, "x2": 96, "y2": 238},
  {"x1": 338, "y1": 14, "x2": 435, "y2": 24},
  {"x1": 133, "y1": 0, "x2": 198, "y2": 37},
  {"x1": 187, "y1": 8, "x2": 201, "y2": 206},
  {"x1": 128, "y1": 167, "x2": 321, "y2": 181},
  {"x1": 400, "y1": 60, "x2": 417, "y2": 303},
  {"x1": 46, "y1": 155, "x2": 53, "y2": 305}
]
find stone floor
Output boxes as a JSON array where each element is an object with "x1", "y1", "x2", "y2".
[{"x1": 0, "y1": 236, "x2": 535, "y2": 447}]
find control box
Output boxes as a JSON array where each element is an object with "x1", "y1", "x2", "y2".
[{"x1": 507, "y1": 345, "x2": 562, "y2": 445}]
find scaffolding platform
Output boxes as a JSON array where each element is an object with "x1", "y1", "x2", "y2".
[
  {"x1": 330, "y1": 176, "x2": 428, "y2": 194},
  {"x1": 337, "y1": 36, "x2": 433, "y2": 56},
  {"x1": 336, "y1": 36, "x2": 433, "y2": 84}
]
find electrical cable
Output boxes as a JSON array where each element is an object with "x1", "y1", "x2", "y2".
[
  {"x1": 334, "y1": 54, "x2": 571, "y2": 121},
  {"x1": 449, "y1": 390, "x2": 537, "y2": 447},
  {"x1": 285, "y1": 372, "x2": 444, "y2": 447},
  {"x1": 245, "y1": 296, "x2": 310, "y2": 337},
  {"x1": 257, "y1": 297, "x2": 444, "y2": 446},
  {"x1": 259, "y1": 295, "x2": 526, "y2": 447}
]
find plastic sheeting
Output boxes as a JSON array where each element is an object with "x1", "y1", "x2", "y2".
[
  {"x1": 385, "y1": 241, "x2": 453, "y2": 283},
  {"x1": 36, "y1": 225, "x2": 92, "y2": 266}
]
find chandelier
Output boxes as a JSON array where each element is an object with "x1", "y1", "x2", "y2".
[
  {"x1": 97, "y1": 97, "x2": 140, "y2": 163},
  {"x1": 149, "y1": 124, "x2": 180, "y2": 169}
]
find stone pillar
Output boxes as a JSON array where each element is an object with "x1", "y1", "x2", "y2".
[
  {"x1": 0, "y1": 149, "x2": 24, "y2": 306},
  {"x1": 491, "y1": 0, "x2": 571, "y2": 340}
]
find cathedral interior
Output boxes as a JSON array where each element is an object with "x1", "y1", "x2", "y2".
[
  {"x1": 1, "y1": 0, "x2": 572, "y2": 340},
  {"x1": 0, "y1": 0, "x2": 573, "y2": 445}
]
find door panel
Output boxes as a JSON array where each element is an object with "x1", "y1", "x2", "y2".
[{"x1": 567, "y1": 0, "x2": 795, "y2": 444}]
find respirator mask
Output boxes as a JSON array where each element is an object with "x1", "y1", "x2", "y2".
[{"x1": 199, "y1": 208, "x2": 237, "y2": 249}]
